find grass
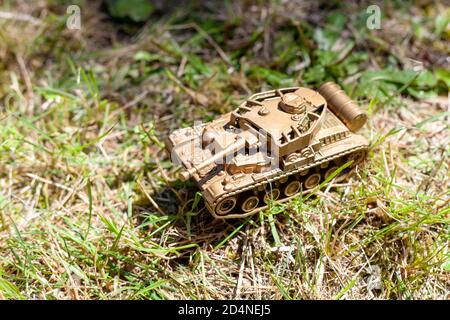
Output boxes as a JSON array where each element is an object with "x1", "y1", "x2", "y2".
[{"x1": 0, "y1": 0, "x2": 449, "y2": 299}]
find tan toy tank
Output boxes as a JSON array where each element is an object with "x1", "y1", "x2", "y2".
[{"x1": 166, "y1": 82, "x2": 369, "y2": 219}]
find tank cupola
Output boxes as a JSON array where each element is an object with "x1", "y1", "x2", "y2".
[{"x1": 279, "y1": 92, "x2": 309, "y2": 114}]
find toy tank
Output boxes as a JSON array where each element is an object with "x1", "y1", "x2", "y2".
[{"x1": 166, "y1": 82, "x2": 369, "y2": 219}]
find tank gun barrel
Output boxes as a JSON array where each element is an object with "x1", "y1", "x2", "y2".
[{"x1": 180, "y1": 137, "x2": 246, "y2": 181}]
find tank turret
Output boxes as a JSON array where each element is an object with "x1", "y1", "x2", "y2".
[{"x1": 166, "y1": 82, "x2": 369, "y2": 218}]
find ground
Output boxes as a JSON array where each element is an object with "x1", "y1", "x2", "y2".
[{"x1": 0, "y1": 0, "x2": 449, "y2": 299}]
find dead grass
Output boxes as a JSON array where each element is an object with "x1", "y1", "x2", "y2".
[{"x1": 0, "y1": 0, "x2": 448, "y2": 300}]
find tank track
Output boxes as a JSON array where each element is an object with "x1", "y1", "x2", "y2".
[{"x1": 208, "y1": 145, "x2": 367, "y2": 219}]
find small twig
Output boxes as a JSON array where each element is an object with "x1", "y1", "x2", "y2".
[
  {"x1": 25, "y1": 173, "x2": 89, "y2": 205},
  {"x1": 56, "y1": 177, "x2": 87, "y2": 210},
  {"x1": 235, "y1": 226, "x2": 249, "y2": 299},
  {"x1": 156, "y1": 162, "x2": 184, "y2": 204},
  {"x1": 177, "y1": 56, "x2": 187, "y2": 77},
  {"x1": 417, "y1": 148, "x2": 446, "y2": 193},
  {"x1": 26, "y1": 173, "x2": 72, "y2": 192},
  {"x1": 109, "y1": 90, "x2": 150, "y2": 119},
  {"x1": 248, "y1": 244, "x2": 261, "y2": 299},
  {"x1": 15, "y1": 53, "x2": 35, "y2": 114},
  {"x1": 10, "y1": 194, "x2": 42, "y2": 229},
  {"x1": 0, "y1": 11, "x2": 42, "y2": 25},
  {"x1": 165, "y1": 69, "x2": 209, "y2": 106},
  {"x1": 52, "y1": 238, "x2": 80, "y2": 300}
]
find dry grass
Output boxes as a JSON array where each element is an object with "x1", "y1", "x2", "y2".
[{"x1": 0, "y1": 0, "x2": 448, "y2": 299}]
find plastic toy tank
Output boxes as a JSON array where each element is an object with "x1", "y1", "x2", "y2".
[{"x1": 166, "y1": 82, "x2": 369, "y2": 219}]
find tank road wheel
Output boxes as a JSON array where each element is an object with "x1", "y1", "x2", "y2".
[
  {"x1": 264, "y1": 188, "x2": 280, "y2": 204},
  {"x1": 241, "y1": 196, "x2": 259, "y2": 213},
  {"x1": 348, "y1": 150, "x2": 366, "y2": 165},
  {"x1": 216, "y1": 196, "x2": 237, "y2": 215},
  {"x1": 304, "y1": 173, "x2": 321, "y2": 189},
  {"x1": 284, "y1": 181, "x2": 301, "y2": 197},
  {"x1": 325, "y1": 166, "x2": 347, "y2": 182}
]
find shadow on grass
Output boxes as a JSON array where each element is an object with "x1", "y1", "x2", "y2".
[{"x1": 131, "y1": 178, "x2": 250, "y2": 260}]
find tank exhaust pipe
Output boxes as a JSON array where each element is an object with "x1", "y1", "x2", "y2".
[{"x1": 319, "y1": 82, "x2": 367, "y2": 132}]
